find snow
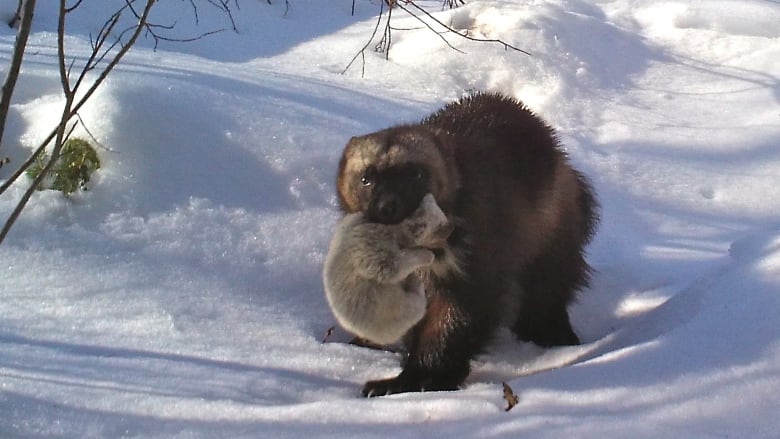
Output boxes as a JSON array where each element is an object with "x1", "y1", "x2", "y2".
[{"x1": 1, "y1": 0, "x2": 779, "y2": 437}]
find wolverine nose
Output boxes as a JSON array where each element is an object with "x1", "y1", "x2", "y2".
[{"x1": 369, "y1": 193, "x2": 403, "y2": 224}]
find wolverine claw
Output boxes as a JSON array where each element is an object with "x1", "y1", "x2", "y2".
[
  {"x1": 361, "y1": 372, "x2": 458, "y2": 397},
  {"x1": 362, "y1": 375, "x2": 419, "y2": 397},
  {"x1": 362, "y1": 386, "x2": 380, "y2": 398},
  {"x1": 361, "y1": 377, "x2": 397, "y2": 398}
]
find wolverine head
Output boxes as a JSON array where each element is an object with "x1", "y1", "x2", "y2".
[{"x1": 337, "y1": 126, "x2": 460, "y2": 224}]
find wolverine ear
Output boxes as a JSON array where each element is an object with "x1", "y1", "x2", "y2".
[
  {"x1": 336, "y1": 152, "x2": 352, "y2": 213},
  {"x1": 337, "y1": 137, "x2": 362, "y2": 213}
]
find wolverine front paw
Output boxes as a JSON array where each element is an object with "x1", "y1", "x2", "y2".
[
  {"x1": 362, "y1": 376, "x2": 417, "y2": 397},
  {"x1": 361, "y1": 371, "x2": 459, "y2": 397}
]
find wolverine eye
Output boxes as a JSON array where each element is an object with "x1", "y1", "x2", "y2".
[
  {"x1": 360, "y1": 168, "x2": 375, "y2": 187},
  {"x1": 411, "y1": 166, "x2": 426, "y2": 180}
]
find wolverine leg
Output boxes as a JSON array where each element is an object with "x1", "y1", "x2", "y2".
[
  {"x1": 362, "y1": 288, "x2": 491, "y2": 397},
  {"x1": 513, "y1": 300, "x2": 579, "y2": 347},
  {"x1": 513, "y1": 240, "x2": 589, "y2": 347}
]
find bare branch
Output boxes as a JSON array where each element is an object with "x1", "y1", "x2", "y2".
[
  {"x1": 0, "y1": 0, "x2": 36, "y2": 153},
  {"x1": 395, "y1": 2, "x2": 465, "y2": 55},
  {"x1": 0, "y1": 0, "x2": 156, "y2": 245},
  {"x1": 206, "y1": 0, "x2": 238, "y2": 32},
  {"x1": 80, "y1": 11, "x2": 129, "y2": 81},
  {"x1": 148, "y1": 26, "x2": 227, "y2": 52},
  {"x1": 0, "y1": 121, "x2": 77, "y2": 244},
  {"x1": 8, "y1": 0, "x2": 22, "y2": 28},
  {"x1": 0, "y1": 133, "x2": 52, "y2": 195},
  {"x1": 126, "y1": 0, "x2": 235, "y2": 50},
  {"x1": 401, "y1": 1, "x2": 531, "y2": 55},
  {"x1": 187, "y1": 0, "x2": 200, "y2": 25},
  {"x1": 65, "y1": 0, "x2": 85, "y2": 14},
  {"x1": 442, "y1": 0, "x2": 465, "y2": 9},
  {"x1": 1, "y1": 0, "x2": 79, "y2": 245},
  {"x1": 342, "y1": 0, "x2": 387, "y2": 76},
  {"x1": 70, "y1": 0, "x2": 155, "y2": 119},
  {"x1": 342, "y1": 1, "x2": 529, "y2": 76},
  {"x1": 88, "y1": 7, "x2": 124, "y2": 57},
  {"x1": 57, "y1": 0, "x2": 71, "y2": 94},
  {"x1": 374, "y1": 4, "x2": 393, "y2": 58},
  {"x1": 75, "y1": 113, "x2": 113, "y2": 152}
]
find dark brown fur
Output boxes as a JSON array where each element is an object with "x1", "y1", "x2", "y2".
[{"x1": 336, "y1": 92, "x2": 598, "y2": 397}]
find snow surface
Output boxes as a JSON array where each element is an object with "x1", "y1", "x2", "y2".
[{"x1": 1, "y1": 0, "x2": 779, "y2": 437}]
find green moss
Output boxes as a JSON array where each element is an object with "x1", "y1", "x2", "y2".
[{"x1": 26, "y1": 137, "x2": 101, "y2": 195}]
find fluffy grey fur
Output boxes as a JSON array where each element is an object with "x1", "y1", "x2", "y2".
[{"x1": 323, "y1": 194, "x2": 451, "y2": 345}]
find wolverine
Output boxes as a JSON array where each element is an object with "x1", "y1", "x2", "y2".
[{"x1": 336, "y1": 92, "x2": 598, "y2": 397}]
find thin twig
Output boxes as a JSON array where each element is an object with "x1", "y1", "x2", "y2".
[
  {"x1": 75, "y1": 113, "x2": 113, "y2": 152},
  {"x1": 395, "y1": 1, "x2": 465, "y2": 54},
  {"x1": 0, "y1": 133, "x2": 53, "y2": 196},
  {"x1": 402, "y1": 1, "x2": 531, "y2": 55},
  {"x1": 374, "y1": 5, "x2": 393, "y2": 58},
  {"x1": 342, "y1": 0, "x2": 530, "y2": 76},
  {"x1": 342, "y1": 0, "x2": 387, "y2": 76},
  {"x1": 85, "y1": 7, "x2": 124, "y2": 69},
  {"x1": 187, "y1": 0, "x2": 200, "y2": 25},
  {"x1": 65, "y1": 0, "x2": 85, "y2": 13},
  {"x1": 7, "y1": 0, "x2": 22, "y2": 28},
  {"x1": 127, "y1": 0, "x2": 235, "y2": 51},
  {"x1": 150, "y1": 27, "x2": 227, "y2": 51},
  {"x1": 206, "y1": 0, "x2": 238, "y2": 31},
  {"x1": 321, "y1": 326, "x2": 336, "y2": 343}
]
